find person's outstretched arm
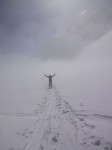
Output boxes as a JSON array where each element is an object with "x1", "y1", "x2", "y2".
[
  {"x1": 52, "y1": 73, "x2": 56, "y2": 77},
  {"x1": 44, "y1": 74, "x2": 49, "y2": 78}
]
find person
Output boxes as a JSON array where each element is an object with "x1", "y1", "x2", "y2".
[{"x1": 44, "y1": 74, "x2": 56, "y2": 89}]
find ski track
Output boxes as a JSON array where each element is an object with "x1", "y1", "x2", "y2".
[{"x1": 1, "y1": 87, "x2": 112, "y2": 150}]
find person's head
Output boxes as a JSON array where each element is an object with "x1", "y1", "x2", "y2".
[{"x1": 49, "y1": 74, "x2": 51, "y2": 77}]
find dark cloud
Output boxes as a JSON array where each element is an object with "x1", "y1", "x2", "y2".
[{"x1": 0, "y1": 0, "x2": 112, "y2": 59}]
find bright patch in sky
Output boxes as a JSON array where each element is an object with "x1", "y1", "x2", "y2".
[{"x1": 80, "y1": 10, "x2": 87, "y2": 15}]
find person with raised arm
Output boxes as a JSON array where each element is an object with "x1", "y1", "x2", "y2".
[{"x1": 44, "y1": 74, "x2": 56, "y2": 89}]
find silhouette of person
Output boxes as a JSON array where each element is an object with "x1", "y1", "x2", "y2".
[{"x1": 44, "y1": 74, "x2": 56, "y2": 89}]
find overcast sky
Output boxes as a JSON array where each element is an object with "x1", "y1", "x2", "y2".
[{"x1": 0, "y1": 0, "x2": 112, "y2": 59}]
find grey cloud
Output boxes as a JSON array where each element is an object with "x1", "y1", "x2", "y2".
[{"x1": 0, "y1": 0, "x2": 112, "y2": 59}]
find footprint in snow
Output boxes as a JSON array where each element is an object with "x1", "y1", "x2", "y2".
[
  {"x1": 90, "y1": 135, "x2": 96, "y2": 139},
  {"x1": 79, "y1": 117, "x2": 84, "y2": 121},
  {"x1": 52, "y1": 136, "x2": 58, "y2": 143},
  {"x1": 22, "y1": 133, "x2": 26, "y2": 136},
  {"x1": 92, "y1": 139, "x2": 101, "y2": 146}
]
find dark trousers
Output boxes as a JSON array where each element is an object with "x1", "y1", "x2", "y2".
[{"x1": 49, "y1": 81, "x2": 52, "y2": 89}]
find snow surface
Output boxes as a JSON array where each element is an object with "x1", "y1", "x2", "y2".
[
  {"x1": 0, "y1": 87, "x2": 112, "y2": 150},
  {"x1": 0, "y1": 31, "x2": 112, "y2": 150}
]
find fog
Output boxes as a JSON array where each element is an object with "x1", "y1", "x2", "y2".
[
  {"x1": 0, "y1": 0, "x2": 112, "y2": 125},
  {"x1": 0, "y1": 29, "x2": 112, "y2": 115},
  {"x1": 0, "y1": 0, "x2": 112, "y2": 58},
  {"x1": 0, "y1": 1, "x2": 112, "y2": 113}
]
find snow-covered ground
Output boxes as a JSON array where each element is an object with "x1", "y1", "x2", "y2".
[
  {"x1": 0, "y1": 87, "x2": 112, "y2": 150},
  {"x1": 0, "y1": 31, "x2": 112, "y2": 150}
]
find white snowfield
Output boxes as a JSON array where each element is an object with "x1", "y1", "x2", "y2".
[{"x1": 0, "y1": 87, "x2": 112, "y2": 150}]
